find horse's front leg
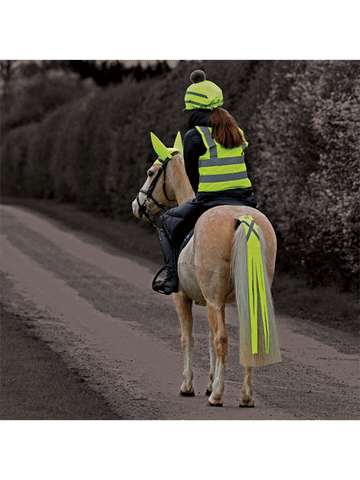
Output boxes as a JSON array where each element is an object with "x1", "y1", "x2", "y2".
[
  {"x1": 173, "y1": 290, "x2": 195, "y2": 396},
  {"x1": 206, "y1": 329, "x2": 216, "y2": 396},
  {"x1": 206, "y1": 303, "x2": 228, "y2": 406},
  {"x1": 240, "y1": 367, "x2": 254, "y2": 407}
]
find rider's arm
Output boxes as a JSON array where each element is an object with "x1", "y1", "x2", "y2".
[{"x1": 183, "y1": 129, "x2": 206, "y2": 194}]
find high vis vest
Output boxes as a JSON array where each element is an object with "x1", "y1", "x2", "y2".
[{"x1": 195, "y1": 126, "x2": 252, "y2": 192}]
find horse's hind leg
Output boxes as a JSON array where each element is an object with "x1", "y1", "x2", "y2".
[
  {"x1": 206, "y1": 329, "x2": 216, "y2": 396},
  {"x1": 240, "y1": 367, "x2": 254, "y2": 407},
  {"x1": 173, "y1": 291, "x2": 195, "y2": 396},
  {"x1": 206, "y1": 303, "x2": 228, "y2": 406}
]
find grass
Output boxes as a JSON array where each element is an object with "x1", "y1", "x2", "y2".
[{"x1": 2, "y1": 196, "x2": 359, "y2": 337}]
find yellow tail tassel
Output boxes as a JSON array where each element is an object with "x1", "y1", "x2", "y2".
[{"x1": 238, "y1": 215, "x2": 270, "y2": 354}]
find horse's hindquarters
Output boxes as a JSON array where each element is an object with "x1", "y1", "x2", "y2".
[{"x1": 177, "y1": 205, "x2": 270, "y2": 306}]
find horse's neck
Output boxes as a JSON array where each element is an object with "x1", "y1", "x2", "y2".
[{"x1": 169, "y1": 155, "x2": 195, "y2": 205}]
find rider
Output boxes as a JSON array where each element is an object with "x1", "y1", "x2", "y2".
[{"x1": 152, "y1": 70, "x2": 257, "y2": 295}]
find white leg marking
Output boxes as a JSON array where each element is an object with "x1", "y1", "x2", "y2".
[
  {"x1": 240, "y1": 367, "x2": 254, "y2": 407},
  {"x1": 181, "y1": 335, "x2": 194, "y2": 393},
  {"x1": 208, "y1": 362, "x2": 225, "y2": 406},
  {"x1": 207, "y1": 329, "x2": 216, "y2": 393}
]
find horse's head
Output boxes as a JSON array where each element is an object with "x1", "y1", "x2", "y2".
[{"x1": 132, "y1": 132, "x2": 183, "y2": 222}]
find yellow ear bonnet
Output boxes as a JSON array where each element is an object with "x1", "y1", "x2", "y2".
[
  {"x1": 150, "y1": 132, "x2": 182, "y2": 164},
  {"x1": 173, "y1": 131, "x2": 183, "y2": 155}
]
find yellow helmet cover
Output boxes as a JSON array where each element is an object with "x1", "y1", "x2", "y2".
[{"x1": 183, "y1": 70, "x2": 223, "y2": 112}]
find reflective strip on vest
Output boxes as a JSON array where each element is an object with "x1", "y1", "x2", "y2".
[{"x1": 195, "y1": 126, "x2": 252, "y2": 192}]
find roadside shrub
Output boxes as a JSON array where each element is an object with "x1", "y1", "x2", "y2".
[
  {"x1": 1, "y1": 123, "x2": 39, "y2": 196},
  {"x1": 249, "y1": 60, "x2": 360, "y2": 289}
]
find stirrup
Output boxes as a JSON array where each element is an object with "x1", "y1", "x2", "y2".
[
  {"x1": 152, "y1": 266, "x2": 168, "y2": 294},
  {"x1": 152, "y1": 266, "x2": 178, "y2": 295}
]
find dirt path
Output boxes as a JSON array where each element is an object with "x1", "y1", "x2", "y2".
[
  {"x1": 0, "y1": 303, "x2": 121, "y2": 420},
  {"x1": 1, "y1": 204, "x2": 359, "y2": 420}
]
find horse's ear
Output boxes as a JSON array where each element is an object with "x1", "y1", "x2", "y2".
[
  {"x1": 150, "y1": 132, "x2": 172, "y2": 161},
  {"x1": 173, "y1": 131, "x2": 183, "y2": 155}
]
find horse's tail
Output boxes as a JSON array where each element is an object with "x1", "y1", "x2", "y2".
[{"x1": 231, "y1": 215, "x2": 282, "y2": 367}]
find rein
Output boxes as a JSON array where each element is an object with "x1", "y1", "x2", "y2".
[{"x1": 136, "y1": 151, "x2": 178, "y2": 229}]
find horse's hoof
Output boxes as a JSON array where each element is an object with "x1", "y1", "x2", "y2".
[
  {"x1": 205, "y1": 389, "x2": 212, "y2": 396},
  {"x1": 239, "y1": 402, "x2": 255, "y2": 408},
  {"x1": 179, "y1": 390, "x2": 195, "y2": 397},
  {"x1": 207, "y1": 401, "x2": 223, "y2": 407}
]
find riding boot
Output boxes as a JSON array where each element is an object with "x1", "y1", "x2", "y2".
[{"x1": 152, "y1": 227, "x2": 179, "y2": 295}]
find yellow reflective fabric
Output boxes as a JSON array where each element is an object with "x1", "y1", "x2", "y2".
[
  {"x1": 198, "y1": 163, "x2": 247, "y2": 176},
  {"x1": 184, "y1": 80, "x2": 223, "y2": 111},
  {"x1": 195, "y1": 126, "x2": 251, "y2": 192},
  {"x1": 173, "y1": 131, "x2": 183, "y2": 155},
  {"x1": 239, "y1": 215, "x2": 270, "y2": 354},
  {"x1": 150, "y1": 132, "x2": 181, "y2": 165}
]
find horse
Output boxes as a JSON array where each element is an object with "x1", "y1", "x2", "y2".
[{"x1": 132, "y1": 132, "x2": 281, "y2": 407}]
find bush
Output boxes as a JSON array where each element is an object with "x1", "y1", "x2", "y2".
[
  {"x1": 249, "y1": 60, "x2": 360, "y2": 289},
  {"x1": 1, "y1": 122, "x2": 39, "y2": 196}
]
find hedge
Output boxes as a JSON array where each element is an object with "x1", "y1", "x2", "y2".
[{"x1": 1, "y1": 61, "x2": 359, "y2": 290}]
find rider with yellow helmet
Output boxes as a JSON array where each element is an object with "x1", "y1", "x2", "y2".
[{"x1": 153, "y1": 70, "x2": 257, "y2": 295}]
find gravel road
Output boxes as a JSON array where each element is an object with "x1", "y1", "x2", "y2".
[{"x1": 1, "y1": 204, "x2": 359, "y2": 420}]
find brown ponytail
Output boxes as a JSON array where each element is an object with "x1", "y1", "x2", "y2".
[{"x1": 209, "y1": 108, "x2": 245, "y2": 149}]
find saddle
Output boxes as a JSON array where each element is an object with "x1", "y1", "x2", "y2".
[{"x1": 179, "y1": 228, "x2": 195, "y2": 254}]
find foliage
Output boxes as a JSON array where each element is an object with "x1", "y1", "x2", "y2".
[
  {"x1": 1, "y1": 71, "x2": 91, "y2": 134},
  {"x1": 249, "y1": 60, "x2": 360, "y2": 289},
  {"x1": 1, "y1": 60, "x2": 359, "y2": 290},
  {"x1": 0, "y1": 60, "x2": 171, "y2": 134},
  {"x1": 63, "y1": 60, "x2": 171, "y2": 86},
  {"x1": 299, "y1": 62, "x2": 360, "y2": 288}
]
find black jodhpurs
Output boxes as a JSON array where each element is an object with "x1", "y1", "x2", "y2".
[{"x1": 160, "y1": 189, "x2": 257, "y2": 255}]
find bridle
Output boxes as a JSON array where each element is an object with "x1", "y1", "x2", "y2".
[{"x1": 135, "y1": 151, "x2": 178, "y2": 229}]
